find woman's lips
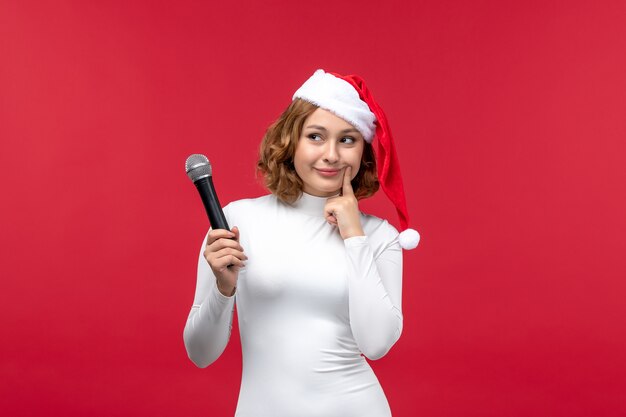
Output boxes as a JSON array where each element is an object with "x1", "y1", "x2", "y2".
[{"x1": 315, "y1": 168, "x2": 341, "y2": 177}]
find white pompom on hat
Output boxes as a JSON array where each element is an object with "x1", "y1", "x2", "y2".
[{"x1": 293, "y1": 69, "x2": 420, "y2": 250}]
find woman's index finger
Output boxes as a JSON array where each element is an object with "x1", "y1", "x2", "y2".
[
  {"x1": 208, "y1": 228, "x2": 235, "y2": 244},
  {"x1": 342, "y1": 166, "x2": 354, "y2": 196}
]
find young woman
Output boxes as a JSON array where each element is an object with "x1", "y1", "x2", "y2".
[{"x1": 184, "y1": 69, "x2": 419, "y2": 417}]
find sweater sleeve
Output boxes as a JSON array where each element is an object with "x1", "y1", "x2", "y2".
[
  {"x1": 183, "y1": 230, "x2": 236, "y2": 368},
  {"x1": 344, "y1": 232, "x2": 403, "y2": 360}
]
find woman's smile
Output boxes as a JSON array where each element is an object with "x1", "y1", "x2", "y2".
[{"x1": 314, "y1": 167, "x2": 341, "y2": 177}]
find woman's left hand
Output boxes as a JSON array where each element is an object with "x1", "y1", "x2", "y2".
[{"x1": 324, "y1": 166, "x2": 365, "y2": 240}]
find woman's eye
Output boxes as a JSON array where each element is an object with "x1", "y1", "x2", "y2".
[
  {"x1": 308, "y1": 134, "x2": 322, "y2": 141},
  {"x1": 340, "y1": 136, "x2": 355, "y2": 144}
]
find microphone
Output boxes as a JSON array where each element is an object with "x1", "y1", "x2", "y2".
[{"x1": 185, "y1": 154, "x2": 230, "y2": 231}]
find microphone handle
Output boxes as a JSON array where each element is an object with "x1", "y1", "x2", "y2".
[{"x1": 194, "y1": 177, "x2": 230, "y2": 230}]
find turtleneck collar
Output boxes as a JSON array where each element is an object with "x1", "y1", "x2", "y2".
[{"x1": 290, "y1": 192, "x2": 339, "y2": 218}]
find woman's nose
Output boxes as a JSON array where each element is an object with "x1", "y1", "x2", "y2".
[{"x1": 323, "y1": 142, "x2": 339, "y2": 163}]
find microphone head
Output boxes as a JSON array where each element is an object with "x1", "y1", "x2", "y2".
[{"x1": 185, "y1": 154, "x2": 212, "y2": 182}]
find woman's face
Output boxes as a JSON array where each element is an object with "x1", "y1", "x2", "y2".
[{"x1": 294, "y1": 108, "x2": 365, "y2": 197}]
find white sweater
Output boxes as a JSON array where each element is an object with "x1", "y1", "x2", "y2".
[{"x1": 184, "y1": 192, "x2": 403, "y2": 417}]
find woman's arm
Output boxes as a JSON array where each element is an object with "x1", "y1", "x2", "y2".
[
  {"x1": 183, "y1": 232, "x2": 236, "y2": 368},
  {"x1": 344, "y1": 233, "x2": 403, "y2": 360},
  {"x1": 324, "y1": 167, "x2": 403, "y2": 360}
]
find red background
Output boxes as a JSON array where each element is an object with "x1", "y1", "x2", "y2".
[{"x1": 2, "y1": 1, "x2": 625, "y2": 416}]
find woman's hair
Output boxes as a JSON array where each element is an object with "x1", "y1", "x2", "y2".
[{"x1": 257, "y1": 98, "x2": 379, "y2": 204}]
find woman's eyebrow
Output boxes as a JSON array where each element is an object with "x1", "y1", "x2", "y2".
[
  {"x1": 304, "y1": 125, "x2": 360, "y2": 135},
  {"x1": 304, "y1": 124, "x2": 328, "y2": 131}
]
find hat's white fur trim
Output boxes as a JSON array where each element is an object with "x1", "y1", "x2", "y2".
[{"x1": 293, "y1": 69, "x2": 376, "y2": 143}]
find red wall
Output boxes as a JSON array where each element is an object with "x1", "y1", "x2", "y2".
[{"x1": 1, "y1": 1, "x2": 625, "y2": 416}]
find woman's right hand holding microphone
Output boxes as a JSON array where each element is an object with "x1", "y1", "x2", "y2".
[{"x1": 204, "y1": 226, "x2": 247, "y2": 297}]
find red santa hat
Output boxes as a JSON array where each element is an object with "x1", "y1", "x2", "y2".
[{"x1": 293, "y1": 69, "x2": 420, "y2": 250}]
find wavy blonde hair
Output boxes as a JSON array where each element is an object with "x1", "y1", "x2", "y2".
[{"x1": 257, "y1": 99, "x2": 379, "y2": 204}]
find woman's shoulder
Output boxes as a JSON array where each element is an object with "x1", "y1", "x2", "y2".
[
  {"x1": 223, "y1": 194, "x2": 277, "y2": 216},
  {"x1": 360, "y1": 212, "x2": 400, "y2": 248}
]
